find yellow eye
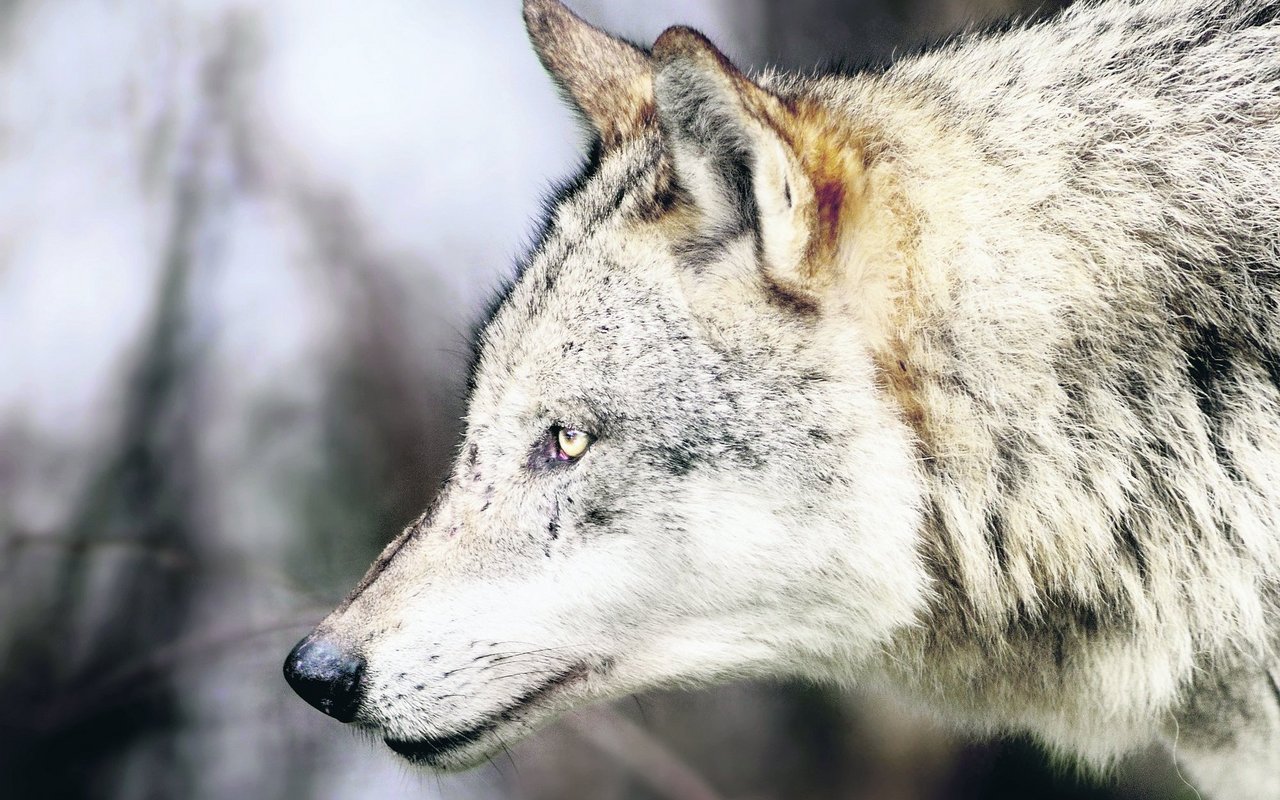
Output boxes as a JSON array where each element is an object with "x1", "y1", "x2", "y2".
[{"x1": 557, "y1": 428, "x2": 591, "y2": 460}]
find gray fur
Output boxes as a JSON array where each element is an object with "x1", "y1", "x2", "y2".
[{"x1": 293, "y1": 1, "x2": 1280, "y2": 795}]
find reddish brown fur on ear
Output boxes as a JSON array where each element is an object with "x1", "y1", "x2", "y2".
[
  {"x1": 523, "y1": 0, "x2": 654, "y2": 149},
  {"x1": 648, "y1": 24, "x2": 884, "y2": 305}
]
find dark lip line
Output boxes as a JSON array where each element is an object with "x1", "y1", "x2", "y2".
[{"x1": 384, "y1": 664, "x2": 586, "y2": 761}]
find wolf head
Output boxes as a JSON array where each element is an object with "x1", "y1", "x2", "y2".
[{"x1": 285, "y1": 0, "x2": 929, "y2": 770}]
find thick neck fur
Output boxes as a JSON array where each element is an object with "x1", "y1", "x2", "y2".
[{"x1": 779, "y1": 0, "x2": 1280, "y2": 759}]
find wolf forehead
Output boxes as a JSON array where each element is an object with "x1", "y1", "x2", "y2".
[
  {"x1": 464, "y1": 144, "x2": 828, "y2": 479},
  {"x1": 470, "y1": 140, "x2": 667, "y2": 374},
  {"x1": 464, "y1": 126, "x2": 751, "y2": 420}
]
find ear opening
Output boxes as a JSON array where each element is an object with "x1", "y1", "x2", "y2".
[
  {"x1": 524, "y1": 0, "x2": 654, "y2": 149},
  {"x1": 652, "y1": 27, "x2": 841, "y2": 306},
  {"x1": 652, "y1": 28, "x2": 761, "y2": 239}
]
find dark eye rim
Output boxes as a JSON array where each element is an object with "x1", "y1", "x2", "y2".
[{"x1": 527, "y1": 424, "x2": 594, "y2": 470}]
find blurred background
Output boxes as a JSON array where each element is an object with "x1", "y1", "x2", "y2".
[{"x1": 0, "y1": 0, "x2": 1200, "y2": 797}]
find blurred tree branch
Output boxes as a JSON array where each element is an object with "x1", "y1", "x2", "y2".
[{"x1": 565, "y1": 707, "x2": 731, "y2": 800}]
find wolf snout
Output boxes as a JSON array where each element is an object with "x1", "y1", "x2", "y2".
[{"x1": 283, "y1": 633, "x2": 367, "y2": 723}]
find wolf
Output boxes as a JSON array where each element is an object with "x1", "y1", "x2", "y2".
[{"x1": 283, "y1": 0, "x2": 1280, "y2": 795}]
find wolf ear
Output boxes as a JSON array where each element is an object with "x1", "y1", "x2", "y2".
[
  {"x1": 653, "y1": 28, "x2": 836, "y2": 301},
  {"x1": 524, "y1": 0, "x2": 654, "y2": 149}
]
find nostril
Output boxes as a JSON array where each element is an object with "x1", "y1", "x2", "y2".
[{"x1": 283, "y1": 634, "x2": 367, "y2": 723}]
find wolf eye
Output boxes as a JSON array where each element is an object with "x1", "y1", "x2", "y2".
[{"x1": 556, "y1": 427, "x2": 592, "y2": 460}]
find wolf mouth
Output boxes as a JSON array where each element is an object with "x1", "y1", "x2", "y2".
[{"x1": 383, "y1": 664, "x2": 587, "y2": 764}]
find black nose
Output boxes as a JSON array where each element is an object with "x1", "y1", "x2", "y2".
[{"x1": 283, "y1": 634, "x2": 366, "y2": 723}]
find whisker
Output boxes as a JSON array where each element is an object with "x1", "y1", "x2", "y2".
[
  {"x1": 631, "y1": 695, "x2": 651, "y2": 729},
  {"x1": 490, "y1": 670, "x2": 558, "y2": 681}
]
